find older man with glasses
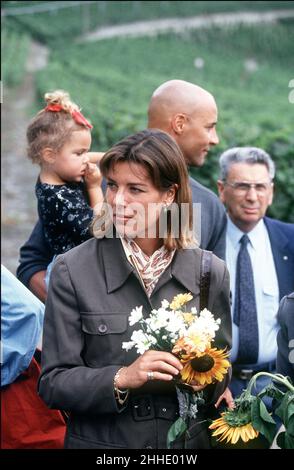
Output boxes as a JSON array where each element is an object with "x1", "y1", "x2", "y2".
[{"x1": 216, "y1": 147, "x2": 294, "y2": 405}]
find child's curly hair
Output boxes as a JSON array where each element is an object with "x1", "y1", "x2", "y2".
[{"x1": 27, "y1": 90, "x2": 92, "y2": 164}]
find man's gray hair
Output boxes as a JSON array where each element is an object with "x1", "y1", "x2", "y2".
[{"x1": 219, "y1": 147, "x2": 275, "y2": 181}]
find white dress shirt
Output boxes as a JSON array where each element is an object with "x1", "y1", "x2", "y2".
[{"x1": 226, "y1": 217, "x2": 280, "y2": 364}]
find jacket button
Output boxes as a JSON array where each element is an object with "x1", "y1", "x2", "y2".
[{"x1": 98, "y1": 323, "x2": 107, "y2": 334}]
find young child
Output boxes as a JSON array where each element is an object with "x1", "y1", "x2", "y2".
[{"x1": 27, "y1": 90, "x2": 103, "y2": 283}]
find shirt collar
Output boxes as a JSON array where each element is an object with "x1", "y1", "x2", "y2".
[{"x1": 226, "y1": 216, "x2": 266, "y2": 251}]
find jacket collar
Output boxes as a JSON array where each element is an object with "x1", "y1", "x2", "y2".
[
  {"x1": 150, "y1": 247, "x2": 201, "y2": 297},
  {"x1": 101, "y1": 235, "x2": 201, "y2": 296},
  {"x1": 170, "y1": 248, "x2": 201, "y2": 295},
  {"x1": 101, "y1": 235, "x2": 134, "y2": 294}
]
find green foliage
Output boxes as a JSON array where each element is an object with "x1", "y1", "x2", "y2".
[
  {"x1": 2, "y1": 1, "x2": 294, "y2": 44},
  {"x1": 276, "y1": 394, "x2": 294, "y2": 449},
  {"x1": 212, "y1": 374, "x2": 294, "y2": 449},
  {"x1": 1, "y1": 28, "x2": 30, "y2": 87},
  {"x1": 275, "y1": 391, "x2": 294, "y2": 428},
  {"x1": 33, "y1": 23, "x2": 294, "y2": 221},
  {"x1": 167, "y1": 417, "x2": 187, "y2": 449},
  {"x1": 249, "y1": 375, "x2": 294, "y2": 449},
  {"x1": 251, "y1": 397, "x2": 277, "y2": 444},
  {"x1": 277, "y1": 428, "x2": 294, "y2": 449}
]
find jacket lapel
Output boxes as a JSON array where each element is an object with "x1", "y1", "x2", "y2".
[
  {"x1": 101, "y1": 236, "x2": 201, "y2": 299},
  {"x1": 152, "y1": 248, "x2": 201, "y2": 296},
  {"x1": 101, "y1": 236, "x2": 134, "y2": 294},
  {"x1": 264, "y1": 217, "x2": 292, "y2": 299}
]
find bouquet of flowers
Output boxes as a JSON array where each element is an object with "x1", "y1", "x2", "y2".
[
  {"x1": 122, "y1": 293, "x2": 230, "y2": 448},
  {"x1": 209, "y1": 372, "x2": 294, "y2": 449}
]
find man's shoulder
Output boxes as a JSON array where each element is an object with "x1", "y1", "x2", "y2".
[
  {"x1": 278, "y1": 293, "x2": 294, "y2": 326},
  {"x1": 264, "y1": 216, "x2": 294, "y2": 236},
  {"x1": 264, "y1": 217, "x2": 294, "y2": 255}
]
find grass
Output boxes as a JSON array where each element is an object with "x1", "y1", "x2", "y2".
[{"x1": 2, "y1": 1, "x2": 294, "y2": 43}]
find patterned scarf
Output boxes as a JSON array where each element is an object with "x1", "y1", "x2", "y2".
[{"x1": 121, "y1": 238, "x2": 175, "y2": 296}]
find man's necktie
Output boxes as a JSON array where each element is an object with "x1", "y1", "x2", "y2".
[{"x1": 233, "y1": 234, "x2": 259, "y2": 364}]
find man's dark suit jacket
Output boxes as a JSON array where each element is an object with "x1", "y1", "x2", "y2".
[
  {"x1": 264, "y1": 217, "x2": 294, "y2": 300},
  {"x1": 17, "y1": 176, "x2": 227, "y2": 287}
]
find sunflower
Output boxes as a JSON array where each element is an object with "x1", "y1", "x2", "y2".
[
  {"x1": 209, "y1": 411, "x2": 259, "y2": 444},
  {"x1": 179, "y1": 347, "x2": 230, "y2": 386}
]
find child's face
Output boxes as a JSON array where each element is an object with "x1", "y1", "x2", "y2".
[{"x1": 53, "y1": 129, "x2": 92, "y2": 183}]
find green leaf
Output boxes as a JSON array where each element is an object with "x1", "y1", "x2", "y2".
[
  {"x1": 283, "y1": 432, "x2": 294, "y2": 450},
  {"x1": 251, "y1": 398, "x2": 276, "y2": 444},
  {"x1": 167, "y1": 417, "x2": 187, "y2": 449},
  {"x1": 285, "y1": 393, "x2": 294, "y2": 425},
  {"x1": 287, "y1": 415, "x2": 294, "y2": 437},
  {"x1": 258, "y1": 398, "x2": 276, "y2": 424},
  {"x1": 277, "y1": 429, "x2": 294, "y2": 449},
  {"x1": 258, "y1": 383, "x2": 284, "y2": 401},
  {"x1": 275, "y1": 391, "x2": 294, "y2": 426}
]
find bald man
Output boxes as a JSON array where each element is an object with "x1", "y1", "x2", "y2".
[
  {"x1": 17, "y1": 81, "x2": 226, "y2": 302},
  {"x1": 148, "y1": 80, "x2": 226, "y2": 257}
]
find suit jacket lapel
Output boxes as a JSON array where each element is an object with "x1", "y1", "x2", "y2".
[
  {"x1": 264, "y1": 217, "x2": 291, "y2": 299},
  {"x1": 101, "y1": 236, "x2": 134, "y2": 294}
]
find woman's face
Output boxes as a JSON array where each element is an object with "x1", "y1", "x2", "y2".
[{"x1": 105, "y1": 161, "x2": 174, "y2": 239}]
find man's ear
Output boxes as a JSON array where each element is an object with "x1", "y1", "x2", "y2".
[
  {"x1": 41, "y1": 147, "x2": 56, "y2": 164},
  {"x1": 217, "y1": 179, "x2": 226, "y2": 203},
  {"x1": 268, "y1": 182, "x2": 274, "y2": 207},
  {"x1": 171, "y1": 113, "x2": 187, "y2": 135}
]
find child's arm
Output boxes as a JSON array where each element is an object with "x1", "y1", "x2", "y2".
[
  {"x1": 84, "y1": 162, "x2": 104, "y2": 213},
  {"x1": 86, "y1": 152, "x2": 105, "y2": 164}
]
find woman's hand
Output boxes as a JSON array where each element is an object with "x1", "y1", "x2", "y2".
[
  {"x1": 215, "y1": 387, "x2": 235, "y2": 410},
  {"x1": 116, "y1": 350, "x2": 183, "y2": 389}
]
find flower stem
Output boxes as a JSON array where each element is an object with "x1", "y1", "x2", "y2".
[{"x1": 246, "y1": 372, "x2": 294, "y2": 396}]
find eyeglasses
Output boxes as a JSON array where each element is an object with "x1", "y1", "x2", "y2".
[{"x1": 224, "y1": 181, "x2": 272, "y2": 195}]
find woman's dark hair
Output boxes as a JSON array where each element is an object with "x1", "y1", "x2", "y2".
[{"x1": 93, "y1": 129, "x2": 194, "y2": 250}]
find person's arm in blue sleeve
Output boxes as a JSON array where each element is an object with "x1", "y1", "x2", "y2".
[
  {"x1": 16, "y1": 220, "x2": 52, "y2": 302},
  {"x1": 1, "y1": 265, "x2": 45, "y2": 386}
]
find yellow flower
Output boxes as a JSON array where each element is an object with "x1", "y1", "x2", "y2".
[
  {"x1": 172, "y1": 334, "x2": 209, "y2": 356},
  {"x1": 179, "y1": 347, "x2": 230, "y2": 386},
  {"x1": 181, "y1": 312, "x2": 195, "y2": 326},
  {"x1": 170, "y1": 293, "x2": 193, "y2": 311},
  {"x1": 209, "y1": 412, "x2": 259, "y2": 444}
]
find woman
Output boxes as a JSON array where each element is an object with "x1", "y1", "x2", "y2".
[{"x1": 38, "y1": 129, "x2": 231, "y2": 449}]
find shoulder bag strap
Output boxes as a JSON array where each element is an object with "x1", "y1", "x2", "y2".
[{"x1": 199, "y1": 250, "x2": 212, "y2": 311}]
